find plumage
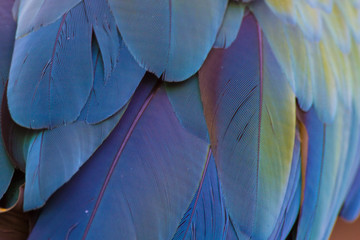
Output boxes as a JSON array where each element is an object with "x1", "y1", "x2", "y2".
[
  {"x1": 79, "y1": 33, "x2": 145, "y2": 124},
  {"x1": 8, "y1": 3, "x2": 93, "y2": 129},
  {"x1": 14, "y1": 0, "x2": 81, "y2": 38},
  {"x1": 2, "y1": 100, "x2": 125, "y2": 210},
  {"x1": 0, "y1": 0, "x2": 16, "y2": 200},
  {"x1": 340, "y1": 164, "x2": 360, "y2": 221},
  {"x1": 199, "y1": 13, "x2": 295, "y2": 238},
  {"x1": 1, "y1": 0, "x2": 360, "y2": 239},
  {"x1": 295, "y1": 1, "x2": 323, "y2": 41},
  {"x1": 108, "y1": 0, "x2": 227, "y2": 81},
  {"x1": 213, "y1": 2, "x2": 245, "y2": 49},
  {"x1": 27, "y1": 75, "x2": 212, "y2": 239}
]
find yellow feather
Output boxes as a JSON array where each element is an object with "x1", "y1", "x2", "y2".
[
  {"x1": 265, "y1": 0, "x2": 296, "y2": 23},
  {"x1": 295, "y1": 1, "x2": 323, "y2": 40}
]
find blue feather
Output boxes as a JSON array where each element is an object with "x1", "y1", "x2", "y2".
[
  {"x1": 172, "y1": 153, "x2": 227, "y2": 240},
  {"x1": 28, "y1": 75, "x2": 212, "y2": 239},
  {"x1": 78, "y1": 31, "x2": 145, "y2": 124},
  {"x1": 107, "y1": 0, "x2": 227, "y2": 81},
  {"x1": 0, "y1": 0, "x2": 16, "y2": 199},
  {"x1": 8, "y1": 3, "x2": 93, "y2": 129},
  {"x1": 199, "y1": 13, "x2": 296, "y2": 239},
  {"x1": 340, "y1": 164, "x2": 360, "y2": 221}
]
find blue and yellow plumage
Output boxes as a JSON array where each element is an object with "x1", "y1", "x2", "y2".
[{"x1": 0, "y1": 0, "x2": 359, "y2": 239}]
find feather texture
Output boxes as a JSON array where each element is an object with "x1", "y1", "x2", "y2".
[
  {"x1": 79, "y1": 33, "x2": 145, "y2": 124},
  {"x1": 199, "y1": 13, "x2": 295, "y2": 239},
  {"x1": 107, "y1": 0, "x2": 227, "y2": 81},
  {"x1": 0, "y1": 0, "x2": 16, "y2": 200},
  {"x1": 14, "y1": 0, "x2": 81, "y2": 38},
  {"x1": 2, "y1": 87, "x2": 125, "y2": 210},
  {"x1": 214, "y1": 2, "x2": 245, "y2": 49},
  {"x1": 2, "y1": 0, "x2": 360, "y2": 239},
  {"x1": 28, "y1": 75, "x2": 212, "y2": 239},
  {"x1": 264, "y1": 0, "x2": 296, "y2": 23},
  {"x1": 8, "y1": 0, "x2": 145, "y2": 128},
  {"x1": 8, "y1": 3, "x2": 93, "y2": 129},
  {"x1": 297, "y1": 104, "x2": 352, "y2": 239}
]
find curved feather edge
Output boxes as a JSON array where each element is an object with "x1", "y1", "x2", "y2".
[
  {"x1": 28, "y1": 74, "x2": 211, "y2": 239},
  {"x1": 322, "y1": 107, "x2": 360, "y2": 239},
  {"x1": 338, "y1": 109, "x2": 360, "y2": 222},
  {"x1": 8, "y1": 3, "x2": 93, "y2": 129},
  {"x1": 78, "y1": 30, "x2": 145, "y2": 124},
  {"x1": 264, "y1": 0, "x2": 297, "y2": 24},
  {"x1": 270, "y1": 131, "x2": 301, "y2": 240},
  {"x1": 306, "y1": 0, "x2": 333, "y2": 13},
  {"x1": 107, "y1": 0, "x2": 227, "y2": 81},
  {"x1": 322, "y1": 2, "x2": 351, "y2": 53},
  {"x1": 213, "y1": 2, "x2": 245, "y2": 49},
  {"x1": 15, "y1": 0, "x2": 81, "y2": 38},
  {"x1": 199, "y1": 13, "x2": 295, "y2": 239},
  {"x1": 295, "y1": 1, "x2": 323, "y2": 41},
  {"x1": 250, "y1": 2, "x2": 296, "y2": 96},
  {"x1": 349, "y1": 40, "x2": 360, "y2": 120},
  {"x1": 251, "y1": 1, "x2": 340, "y2": 121},
  {"x1": 9, "y1": 0, "x2": 145, "y2": 128},
  {"x1": 172, "y1": 151, "x2": 227, "y2": 240},
  {"x1": 340, "y1": 163, "x2": 360, "y2": 221},
  {"x1": 2, "y1": 85, "x2": 126, "y2": 211},
  {"x1": 296, "y1": 105, "x2": 349, "y2": 239},
  {"x1": 165, "y1": 75, "x2": 209, "y2": 142},
  {"x1": 337, "y1": 1, "x2": 360, "y2": 43}
]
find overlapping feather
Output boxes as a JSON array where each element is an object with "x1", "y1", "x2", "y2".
[
  {"x1": 0, "y1": 0, "x2": 16, "y2": 200},
  {"x1": 199, "y1": 13, "x2": 296, "y2": 239},
  {"x1": 1, "y1": 0, "x2": 360, "y2": 239}
]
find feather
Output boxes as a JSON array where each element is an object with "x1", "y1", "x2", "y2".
[
  {"x1": 309, "y1": 40, "x2": 338, "y2": 122},
  {"x1": 167, "y1": 76, "x2": 225, "y2": 239},
  {"x1": 213, "y1": 2, "x2": 245, "y2": 49},
  {"x1": 306, "y1": 0, "x2": 333, "y2": 12},
  {"x1": 295, "y1": 1, "x2": 323, "y2": 41},
  {"x1": 15, "y1": 0, "x2": 81, "y2": 38},
  {"x1": 251, "y1": 2, "x2": 296, "y2": 93},
  {"x1": 319, "y1": 33, "x2": 352, "y2": 110},
  {"x1": 3, "y1": 0, "x2": 360, "y2": 238},
  {"x1": 349, "y1": 40, "x2": 360, "y2": 119},
  {"x1": 8, "y1": 0, "x2": 145, "y2": 128},
  {"x1": 321, "y1": 107, "x2": 360, "y2": 239},
  {"x1": 2, "y1": 36, "x2": 132, "y2": 209},
  {"x1": 8, "y1": 3, "x2": 93, "y2": 129},
  {"x1": 0, "y1": 0, "x2": 16, "y2": 200},
  {"x1": 322, "y1": 3, "x2": 351, "y2": 53},
  {"x1": 84, "y1": 0, "x2": 120, "y2": 84},
  {"x1": 198, "y1": 13, "x2": 295, "y2": 239},
  {"x1": 269, "y1": 129, "x2": 301, "y2": 240},
  {"x1": 337, "y1": 1, "x2": 360, "y2": 43},
  {"x1": 340, "y1": 163, "x2": 360, "y2": 221},
  {"x1": 2, "y1": 88, "x2": 126, "y2": 210},
  {"x1": 27, "y1": 74, "x2": 211, "y2": 239},
  {"x1": 79, "y1": 32, "x2": 145, "y2": 124},
  {"x1": 107, "y1": 0, "x2": 227, "y2": 81},
  {"x1": 172, "y1": 153, "x2": 227, "y2": 240},
  {"x1": 297, "y1": 105, "x2": 349, "y2": 239},
  {"x1": 165, "y1": 75, "x2": 209, "y2": 142},
  {"x1": 284, "y1": 27, "x2": 313, "y2": 111},
  {"x1": 264, "y1": 0, "x2": 296, "y2": 24},
  {"x1": 252, "y1": 1, "x2": 339, "y2": 121}
]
